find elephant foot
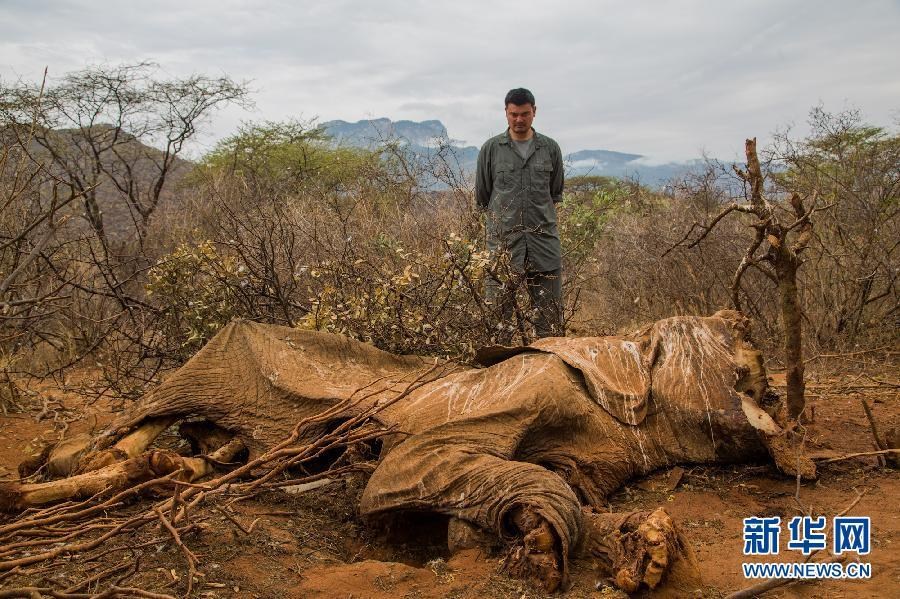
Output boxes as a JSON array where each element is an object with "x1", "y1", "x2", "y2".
[
  {"x1": 580, "y1": 507, "x2": 700, "y2": 594},
  {"x1": 501, "y1": 505, "x2": 563, "y2": 593}
]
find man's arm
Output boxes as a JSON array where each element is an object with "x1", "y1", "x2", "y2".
[
  {"x1": 550, "y1": 142, "x2": 564, "y2": 204},
  {"x1": 475, "y1": 143, "x2": 492, "y2": 209}
]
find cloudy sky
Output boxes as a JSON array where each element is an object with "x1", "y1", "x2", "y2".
[{"x1": 1, "y1": 0, "x2": 898, "y2": 162}]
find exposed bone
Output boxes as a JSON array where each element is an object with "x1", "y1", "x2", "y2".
[
  {"x1": 741, "y1": 396, "x2": 783, "y2": 435},
  {"x1": 75, "y1": 417, "x2": 177, "y2": 474},
  {"x1": 0, "y1": 437, "x2": 246, "y2": 512},
  {"x1": 502, "y1": 506, "x2": 564, "y2": 592},
  {"x1": 1, "y1": 450, "x2": 179, "y2": 512},
  {"x1": 169, "y1": 437, "x2": 247, "y2": 481},
  {"x1": 281, "y1": 478, "x2": 335, "y2": 495}
]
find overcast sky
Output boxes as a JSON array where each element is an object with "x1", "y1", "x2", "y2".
[{"x1": 1, "y1": 0, "x2": 898, "y2": 162}]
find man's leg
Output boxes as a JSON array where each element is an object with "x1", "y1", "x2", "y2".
[{"x1": 527, "y1": 268, "x2": 563, "y2": 338}]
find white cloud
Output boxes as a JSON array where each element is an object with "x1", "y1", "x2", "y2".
[{"x1": 1, "y1": 0, "x2": 897, "y2": 161}]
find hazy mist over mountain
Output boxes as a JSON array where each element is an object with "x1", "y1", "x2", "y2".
[{"x1": 322, "y1": 118, "x2": 706, "y2": 186}]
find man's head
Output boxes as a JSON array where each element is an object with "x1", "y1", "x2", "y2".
[{"x1": 504, "y1": 88, "x2": 536, "y2": 139}]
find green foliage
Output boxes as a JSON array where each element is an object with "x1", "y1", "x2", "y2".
[
  {"x1": 559, "y1": 178, "x2": 632, "y2": 262},
  {"x1": 775, "y1": 108, "x2": 900, "y2": 211},
  {"x1": 146, "y1": 241, "x2": 244, "y2": 359},
  {"x1": 564, "y1": 175, "x2": 621, "y2": 195},
  {"x1": 190, "y1": 120, "x2": 386, "y2": 192}
]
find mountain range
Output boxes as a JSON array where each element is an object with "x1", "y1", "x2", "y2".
[{"x1": 321, "y1": 118, "x2": 707, "y2": 187}]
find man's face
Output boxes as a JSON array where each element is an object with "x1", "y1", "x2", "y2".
[{"x1": 505, "y1": 103, "x2": 536, "y2": 136}]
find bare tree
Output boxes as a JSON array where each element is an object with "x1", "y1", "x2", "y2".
[
  {"x1": 670, "y1": 138, "x2": 825, "y2": 419},
  {"x1": 0, "y1": 63, "x2": 250, "y2": 241},
  {"x1": 0, "y1": 65, "x2": 250, "y2": 398}
]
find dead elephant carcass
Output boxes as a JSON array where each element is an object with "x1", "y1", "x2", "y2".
[{"x1": 2, "y1": 311, "x2": 809, "y2": 593}]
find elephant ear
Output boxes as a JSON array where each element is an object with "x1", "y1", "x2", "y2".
[{"x1": 530, "y1": 336, "x2": 651, "y2": 426}]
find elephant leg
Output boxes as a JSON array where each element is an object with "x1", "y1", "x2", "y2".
[
  {"x1": 360, "y1": 433, "x2": 583, "y2": 593},
  {"x1": 446, "y1": 507, "x2": 564, "y2": 592},
  {"x1": 19, "y1": 416, "x2": 179, "y2": 480},
  {"x1": 578, "y1": 507, "x2": 701, "y2": 593},
  {"x1": 502, "y1": 504, "x2": 564, "y2": 592}
]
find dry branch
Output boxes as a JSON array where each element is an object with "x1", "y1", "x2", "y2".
[
  {"x1": 153, "y1": 507, "x2": 198, "y2": 597},
  {"x1": 62, "y1": 561, "x2": 131, "y2": 593},
  {"x1": 214, "y1": 505, "x2": 251, "y2": 535},
  {"x1": 859, "y1": 398, "x2": 887, "y2": 451},
  {"x1": 814, "y1": 449, "x2": 900, "y2": 464},
  {"x1": 0, "y1": 364, "x2": 446, "y2": 596}
]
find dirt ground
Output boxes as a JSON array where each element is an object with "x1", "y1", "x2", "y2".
[{"x1": 0, "y1": 363, "x2": 897, "y2": 598}]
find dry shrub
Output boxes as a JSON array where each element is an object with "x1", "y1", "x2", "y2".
[
  {"x1": 147, "y1": 156, "x2": 589, "y2": 363},
  {"x1": 574, "y1": 110, "x2": 898, "y2": 358},
  {"x1": 770, "y1": 108, "x2": 899, "y2": 351},
  {"x1": 567, "y1": 173, "x2": 774, "y2": 338},
  {"x1": 3, "y1": 95, "x2": 895, "y2": 402}
]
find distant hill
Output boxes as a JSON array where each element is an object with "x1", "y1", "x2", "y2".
[
  {"x1": 18, "y1": 118, "x2": 710, "y2": 241},
  {"x1": 8, "y1": 124, "x2": 193, "y2": 239},
  {"x1": 321, "y1": 118, "x2": 708, "y2": 187},
  {"x1": 565, "y1": 149, "x2": 707, "y2": 186},
  {"x1": 323, "y1": 118, "x2": 448, "y2": 147}
]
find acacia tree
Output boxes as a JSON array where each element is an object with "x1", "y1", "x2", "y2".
[
  {"x1": 0, "y1": 63, "x2": 250, "y2": 241},
  {"x1": 671, "y1": 138, "x2": 823, "y2": 419},
  {"x1": 771, "y1": 108, "x2": 899, "y2": 348},
  {"x1": 0, "y1": 65, "x2": 250, "y2": 395}
]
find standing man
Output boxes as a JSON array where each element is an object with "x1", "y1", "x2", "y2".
[{"x1": 475, "y1": 88, "x2": 565, "y2": 339}]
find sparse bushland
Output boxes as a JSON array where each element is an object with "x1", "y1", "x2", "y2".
[
  {"x1": 770, "y1": 108, "x2": 899, "y2": 350},
  {"x1": 0, "y1": 63, "x2": 250, "y2": 401},
  {"x1": 1, "y1": 67, "x2": 896, "y2": 407},
  {"x1": 574, "y1": 109, "x2": 898, "y2": 357},
  {"x1": 148, "y1": 119, "x2": 594, "y2": 363}
]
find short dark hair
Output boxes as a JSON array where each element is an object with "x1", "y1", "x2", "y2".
[{"x1": 505, "y1": 88, "x2": 535, "y2": 108}]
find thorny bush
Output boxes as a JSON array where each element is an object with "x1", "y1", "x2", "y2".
[{"x1": 2, "y1": 82, "x2": 897, "y2": 405}]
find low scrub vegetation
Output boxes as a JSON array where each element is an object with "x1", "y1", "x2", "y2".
[{"x1": 1, "y1": 65, "x2": 896, "y2": 407}]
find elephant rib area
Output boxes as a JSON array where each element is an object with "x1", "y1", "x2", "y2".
[{"x1": 103, "y1": 320, "x2": 432, "y2": 456}]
